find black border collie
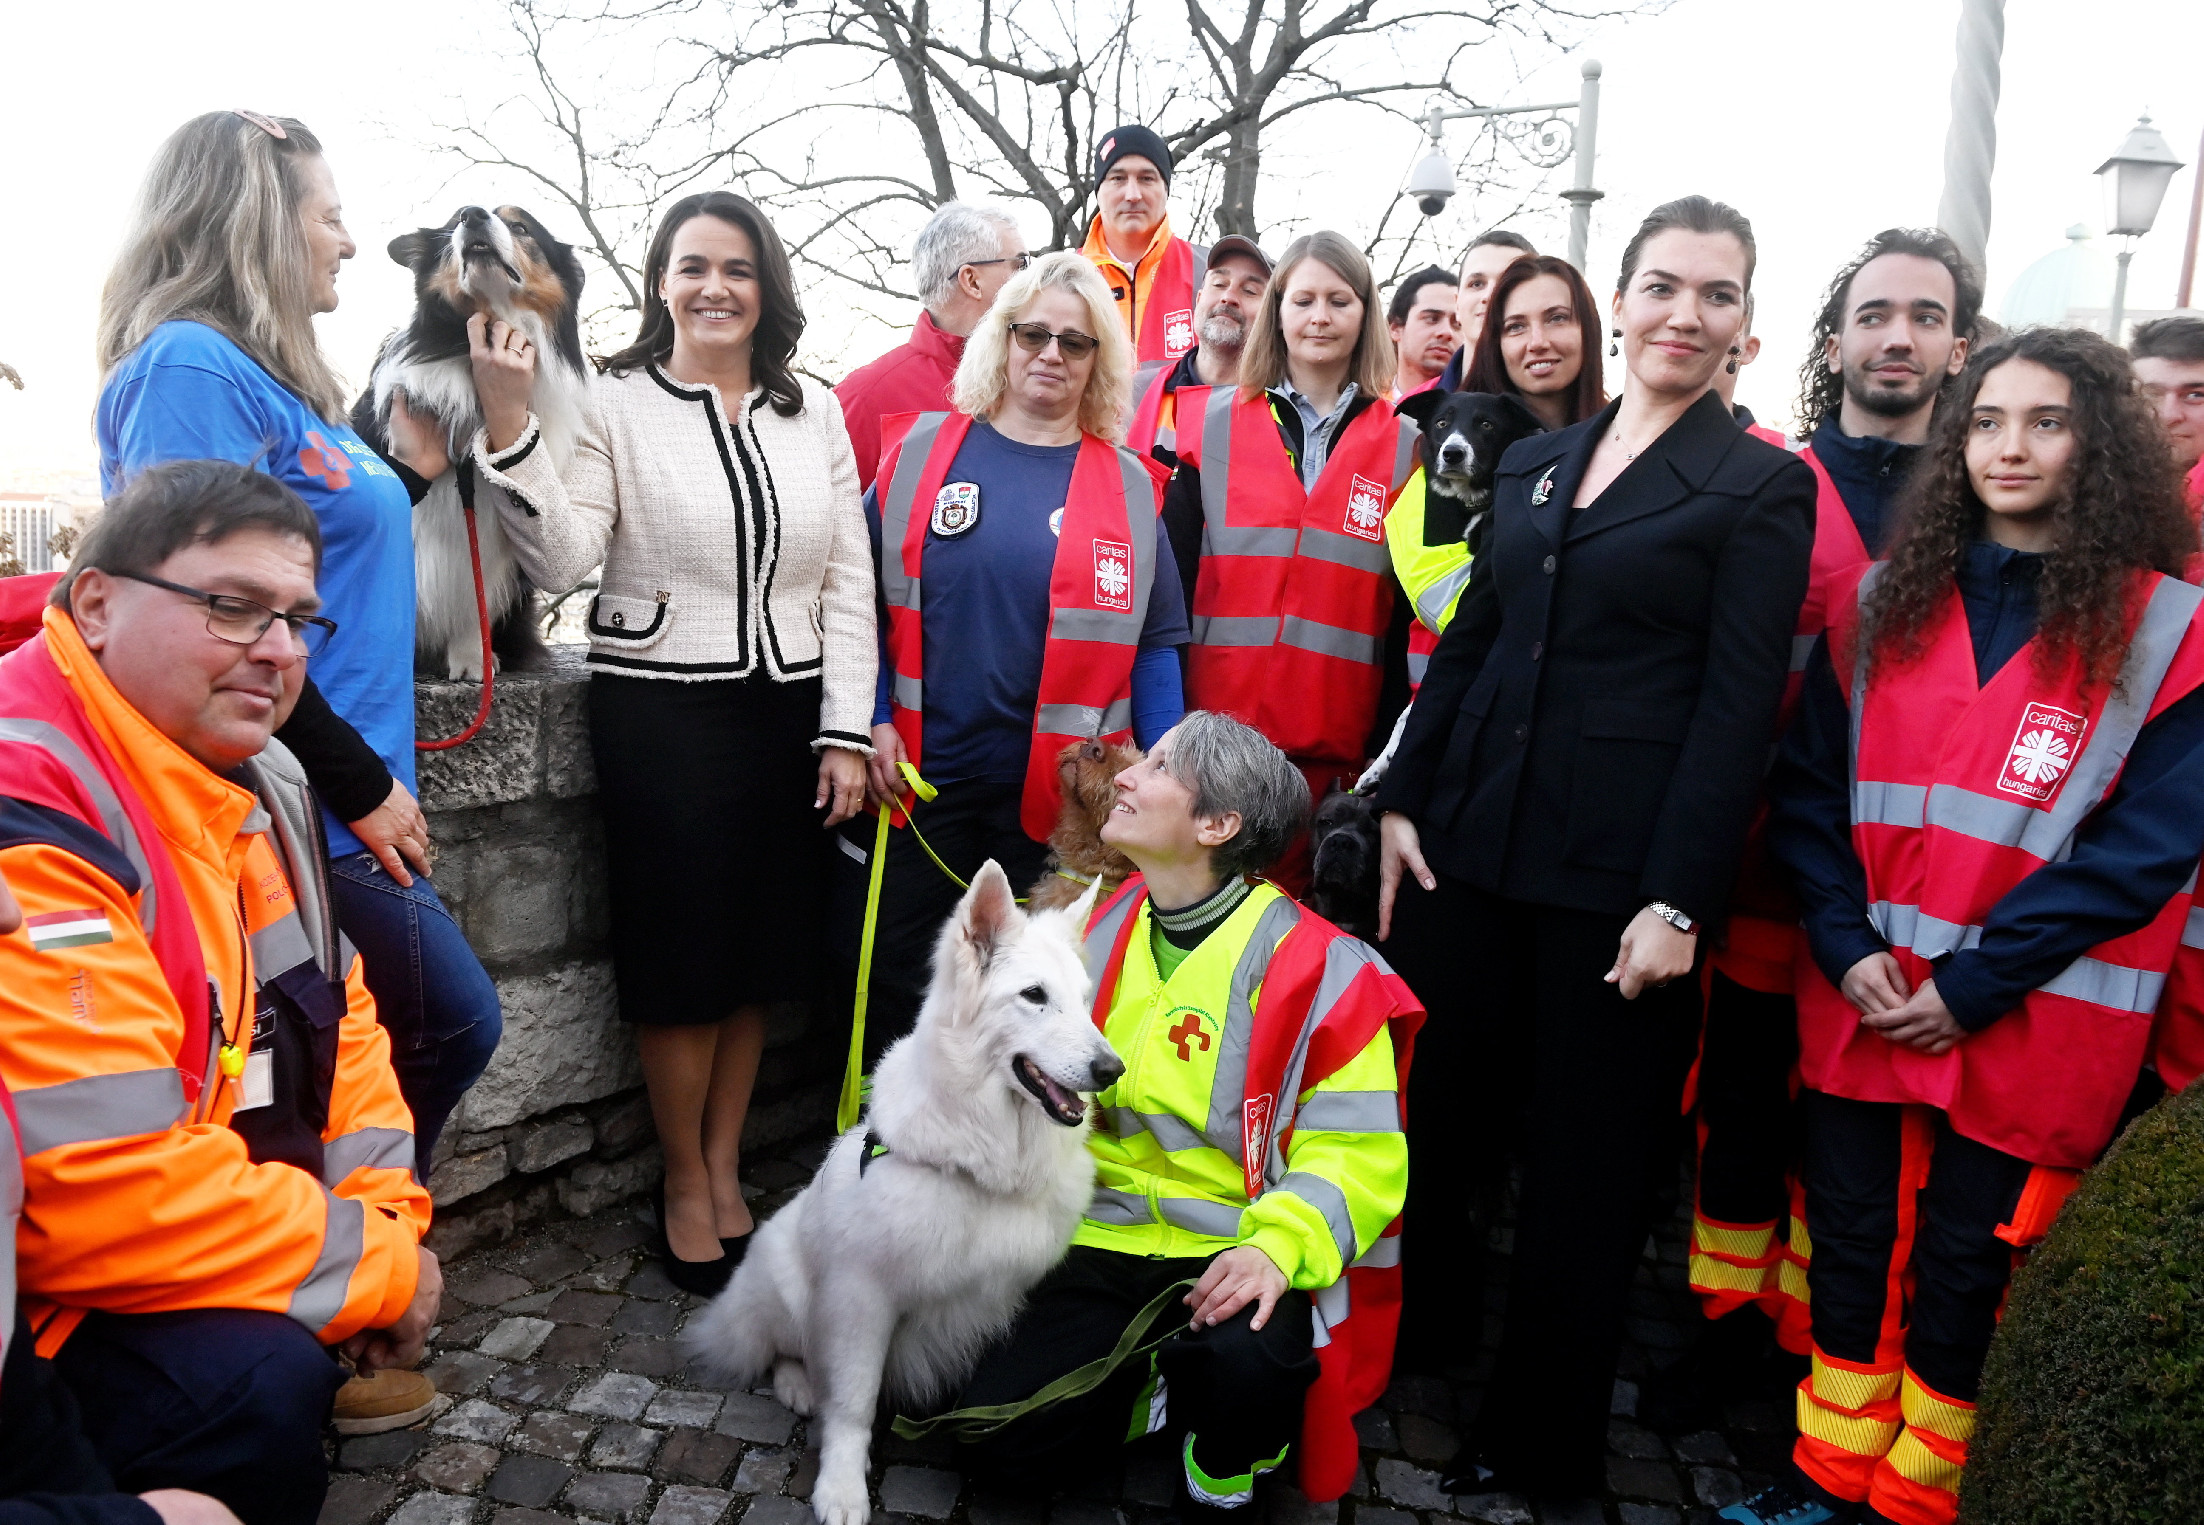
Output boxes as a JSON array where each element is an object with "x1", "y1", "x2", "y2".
[
  {"x1": 1394, "y1": 387, "x2": 1546, "y2": 560},
  {"x1": 352, "y1": 205, "x2": 588, "y2": 680}
]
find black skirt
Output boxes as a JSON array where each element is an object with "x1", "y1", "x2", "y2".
[{"x1": 588, "y1": 671, "x2": 832, "y2": 1022}]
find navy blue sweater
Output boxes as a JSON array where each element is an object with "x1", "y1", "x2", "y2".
[
  {"x1": 1767, "y1": 541, "x2": 2204, "y2": 1030},
  {"x1": 1807, "y1": 417, "x2": 1919, "y2": 559}
]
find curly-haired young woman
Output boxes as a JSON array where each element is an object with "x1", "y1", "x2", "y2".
[{"x1": 1735, "y1": 327, "x2": 2204, "y2": 1525}]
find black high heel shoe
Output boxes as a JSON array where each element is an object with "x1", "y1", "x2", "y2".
[{"x1": 656, "y1": 1183, "x2": 733, "y2": 1297}]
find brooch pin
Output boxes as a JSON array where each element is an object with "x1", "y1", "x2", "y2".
[{"x1": 1530, "y1": 468, "x2": 1555, "y2": 507}]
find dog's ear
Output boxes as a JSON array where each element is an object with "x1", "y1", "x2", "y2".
[
  {"x1": 387, "y1": 230, "x2": 438, "y2": 269},
  {"x1": 1497, "y1": 392, "x2": 1547, "y2": 435},
  {"x1": 955, "y1": 860, "x2": 1021, "y2": 968},
  {"x1": 1395, "y1": 388, "x2": 1447, "y2": 430}
]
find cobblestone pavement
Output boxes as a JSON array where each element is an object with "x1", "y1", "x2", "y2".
[{"x1": 322, "y1": 1137, "x2": 1791, "y2": 1525}]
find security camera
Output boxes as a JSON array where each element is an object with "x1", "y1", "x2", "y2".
[{"x1": 1405, "y1": 148, "x2": 1456, "y2": 217}]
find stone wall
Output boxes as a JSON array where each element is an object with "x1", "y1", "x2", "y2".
[{"x1": 414, "y1": 650, "x2": 841, "y2": 1257}]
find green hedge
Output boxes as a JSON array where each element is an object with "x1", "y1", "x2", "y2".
[{"x1": 1962, "y1": 1078, "x2": 2204, "y2": 1523}]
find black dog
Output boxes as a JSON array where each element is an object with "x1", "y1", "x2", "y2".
[
  {"x1": 352, "y1": 205, "x2": 588, "y2": 680},
  {"x1": 1306, "y1": 783, "x2": 1382, "y2": 939},
  {"x1": 1394, "y1": 388, "x2": 1547, "y2": 558}
]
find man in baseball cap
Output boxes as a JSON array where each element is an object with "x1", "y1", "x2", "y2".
[{"x1": 1081, "y1": 124, "x2": 1210, "y2": 366}]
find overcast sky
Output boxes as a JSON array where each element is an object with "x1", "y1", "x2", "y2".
[{"x1": 4, "y1": 0, "x2": 2200, "y2": 477}]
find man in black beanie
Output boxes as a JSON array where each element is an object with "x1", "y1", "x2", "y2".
[{"x1": 1081, "y1": 124, "x2": 1210, "y2": 365}]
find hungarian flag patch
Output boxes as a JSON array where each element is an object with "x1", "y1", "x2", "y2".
[{"x1": 26, "y1": 908, "x2": 113, "y2": 951}]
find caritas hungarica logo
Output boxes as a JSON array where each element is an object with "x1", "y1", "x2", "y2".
[
  {"x1": 1343, "y1": 474, "x2": 1387, "y2": 543},
  {"x1": 1092, "y1": 539, "x2": 1134, "y2": 611},
  {"x1": 1163, "y1": 309, "x2": 1195, "y2": 357},
  {"x1": 1999, "y1": 701, "x2": 2088, "y2": 803}
]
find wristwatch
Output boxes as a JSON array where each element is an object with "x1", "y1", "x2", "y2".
[{"x1": 1648, "y1": 900, "x2": 1698, "y2": 935}]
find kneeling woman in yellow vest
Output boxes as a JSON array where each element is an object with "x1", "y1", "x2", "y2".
[{"x1": 952, "y1": 711, "x2": 1420, "y2": 1517}]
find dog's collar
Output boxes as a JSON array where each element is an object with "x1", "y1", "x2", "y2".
[{"x1": 858, "y1": 1128, "x2": 892, "y2": 1177}]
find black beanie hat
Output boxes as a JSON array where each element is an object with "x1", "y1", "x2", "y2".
[{"x1": 1096, "y1": 125, "x2": 1173, "y2": 188}]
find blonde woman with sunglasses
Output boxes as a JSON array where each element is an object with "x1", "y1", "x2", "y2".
[{"x1": 842, "y1": 250, "x2": 1189, "y2": 1057}]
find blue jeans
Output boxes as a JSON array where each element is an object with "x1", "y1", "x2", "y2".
[
  {"x1": 51, "y1": 1309, "x2": 347, "y2": 1525},
  {"x1": 328, "y1": 852, "x2": 503, "y2": 1168}
]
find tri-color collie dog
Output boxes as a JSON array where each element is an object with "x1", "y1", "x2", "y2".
[{"x1": 351, "y1": 204, "x2": 589, "y2": 680}]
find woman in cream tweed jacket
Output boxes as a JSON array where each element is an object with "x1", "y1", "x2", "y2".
[{"x1": 464, "y1": 190, "x2": 873, "y2": 1296}]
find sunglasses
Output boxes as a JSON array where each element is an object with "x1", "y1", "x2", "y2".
[
  {"x1": 1008, "y1": 322, "x2": 1100, "y2": 360},
  {"x1": 114, "y1": 571, "x2": 337, "y2": 657}
]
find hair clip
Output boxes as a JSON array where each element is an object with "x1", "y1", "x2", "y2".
[{"x1": 232, "y1": 109, "x2": 289, "y2": 141}]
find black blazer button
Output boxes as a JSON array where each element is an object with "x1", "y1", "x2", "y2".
[
  {"x1": 1513, "y1": 723, "x2": 1529, "y2": 743},
  {"x1": 1542, "y1": 554, "x2": 1557, "y2": 574},
  {"x1": 1530, "y1": 640, "x2": 1544, "y2": 660}
]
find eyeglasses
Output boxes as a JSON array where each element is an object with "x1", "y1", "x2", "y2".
[
  {"x1": 966, "y1": 253, "x2": 1034, "y2": 272},
  {"x1": 1008, "y1": 322, "x2": 1100, "y2": 359},
  {"x1": 115, "y1": 571, "x2": 337, "y2": 657}
]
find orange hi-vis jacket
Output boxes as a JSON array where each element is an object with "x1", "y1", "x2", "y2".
[
  {"x1": 1797, "y1": 566, "x2": 2204, "y2": 1169},
  {"x1": 1082, "y1": 218, "x2": 1206, "y2": 366},
  {"x1": 0, "y1": 609, "x2": 429, "y2": 1356},
  {"x1": 1176, "y1": 387, "x2": 1420, "y2": 771},
  {"x1": 875, "y1": 411, "x2": 1169, "y2": 842}
]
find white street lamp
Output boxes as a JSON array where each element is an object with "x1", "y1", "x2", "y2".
[
  {"x1": 1405, "y1": 59, "x2": 1604, "y2": 272},
  {"x1": 2095, "y1": 114, "x2": 2187, "y2": 341}
]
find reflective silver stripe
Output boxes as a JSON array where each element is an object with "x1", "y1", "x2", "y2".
[
  {"x1": 1413, "y1": 557, "x2": 1475, "y2": 630},
  {"x1": 1081, "y1": 894, "x2": 1141, "y2": 988},
  {"x1": 2041, "y1": 956, "x2": 2166, "y2": 1014},
  {"x1": 13, "y1": 1069, "x2": 188, "y2": 1154},
  {"x1": 1206, "y1": 524, "x2": 1298, "y2": 557},
  {"x1": 2184, "y1": 906, "x2": 2204, "y2": 951},
  {"x1": 1204, "y1": 896, "x2": 1306, "y2": 1160},
  {"x1": 893, "y1": 672, "x2": 923, "y2": 713},
  {"x1": 1158, "y1": 1194, "x2": 1246, "y2": 1239},
  {"x1": 1117, "y1": 441, "x2": 1161, "y2": 631},
  {"x1": 1086, "y1": 1186, "x2": 1153, "y2": 1226},
  {"x1": 1103, "y1": 1107, "x2": 1211, "y2": 1155},
  {"x1": 0, "y1": 718, "x2": 158, "y2": 932},
  {"x1": 1291, "y1": 1090, "x2": 1402, "y2": 1133},
  {"x1": 877, "y1": 411, "x2": 950, "y2": 612},
  {"x1": 1390, "y1": 415, "x2": 1421, "y2": 490},
  {"x1": 1190, "y1": 614, "x2": 1278, "y2": 648},
  {"x1": 1298, "y1": 525, "x2": 1391, "y2": 575},
  {"x1": 1853, "y1": 780, "x2": 1928, "y2": 828},
  {"x1": 248, "y1": 909, "x2": 315, "y2": 984},
  {"x1": 1196, "y1": 387, "x2": 1238, "y2": 542},
  {"x1": 1280, "y1": 616, "x2": 1382, "y2": 666},
  {"x1": 1790, "y1": 632, "x2": 1819, "y2": 673},
  {"x1": 1125, "y1": 360, "x2": 1169, "y2": 435},
  {"x1": 288, "y1": 1189, "x2": 366, "y2": 1332},
  {"x1": 1352, "y1": 1232, "x2": 1402, "y2": 1270},
  {"x1": 0, "y1": 1107, "x2": 18, "y2": 1370},
  {"x1": 322, "y1": 1127, "x2": 417, "y2": 1186},
  {"x1": 1871, "y1": 901, "x2": 2165, "y2": 1014},
  {"x1": 1311, "y1": 1277, "x2": 1349, "y2": 1347},
  {"x1": 1406, "y1": 651, "x2": 1429, "y2": 685},
  {"x1": 1051, "y1": 608, "x2": 1146, "y2": 643},
  {"x1": 1037, "y1": 700, "x2": 1135, "y2": 740},
  {"x1": 1276, "y1": 1170, "x2": 1358, "y2": 1266},
  {"x1": 1869, "y1": 901, "x2": 1983, "y2": 960},
  {"x1": 1925, "y1": 785, "x2": 2038, "y2": 849}
]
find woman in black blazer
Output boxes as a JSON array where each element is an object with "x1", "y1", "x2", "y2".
[{"x1": 1373, "y1": 197, "x2": 1815, "y2": 1497}]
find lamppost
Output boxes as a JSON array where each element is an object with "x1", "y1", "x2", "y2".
[
  {"x1": 1404, "y1": 58, "x2": 1603, "y2": 272},
  {"x1": 2096, "y1": 114, "x2": 2187, "y2": 342}
]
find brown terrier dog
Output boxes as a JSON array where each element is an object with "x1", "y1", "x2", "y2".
[{"x1": 1026, "y1": 738, "x2": 1143, "y2": 911}]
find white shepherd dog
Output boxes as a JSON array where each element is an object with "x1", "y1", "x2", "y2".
[{"x1": 685, "y1": 861, "x2": 1123, "y2": 1525}]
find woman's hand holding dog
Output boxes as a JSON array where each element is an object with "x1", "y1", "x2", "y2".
[
  {"x1": 1376, "y1": 811, "x2": 1435, "y2": 942},
  {"x1": 384, "y1": 391, "x2": 450, "y2": 481},
  {"x1": 469, "y1": 312, "x2": 537, "y2": 454},
  {"x1": 817, "y1": 746, "x2": 867, "y2": 827},
  {"x1": 1186, "y1": 1245, "x2": 1289, "y2": 1332}
]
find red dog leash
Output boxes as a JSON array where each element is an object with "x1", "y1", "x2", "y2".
[{"x1": 416, "y1": 460, "x2": 495, "y2": 751}]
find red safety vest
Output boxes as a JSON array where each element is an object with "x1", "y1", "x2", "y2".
[
  {"x1": 1176, "y1": 389, "x2": 1420, "y2": 767},
  {"x1": 874, "y1": 411, "x2": 1167, "y2": 842},
  {"x1": 1134, "y1": 239, "x2": 1202, "y2": 366},
  {"x1": 1, "y1": 1077, "x2": 19, "y2": 1379},
  {"x1": 1125, "y1": 363, "x2": 1204, "y2": 460},
  {"x1": 1082, "y1": 877, "x2": 1423, "y2": 1503},
  {"x1": 1795, "y1": 564, "x2": 2204, "y2": 1167},
  {"x1": 2148, "y1": 538, "x2": 2204, "y2": 1090}
]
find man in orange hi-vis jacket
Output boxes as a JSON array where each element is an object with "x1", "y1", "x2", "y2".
[{"x1": 0, "y1": 461, "x2": 435, "y2": 1525}]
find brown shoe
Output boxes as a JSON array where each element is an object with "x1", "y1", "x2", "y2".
[{"x1": 331, "y1": 1368, "x2": 444, "y2": 1435}]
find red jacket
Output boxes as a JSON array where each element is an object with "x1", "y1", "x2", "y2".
[{"x1": 835, "y1": 311, "x2": 968, "y2": 490}]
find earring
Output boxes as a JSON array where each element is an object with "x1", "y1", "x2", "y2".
[
  {"x1": 1725, "y1": 344, "x2": 1740, "y2": 375},
  {"x1": 1609, "y1": 327, "x2": 1620, "y2": 358}
]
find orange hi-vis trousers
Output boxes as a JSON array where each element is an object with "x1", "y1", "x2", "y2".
[
  {"x1": 1793, "y1": 1093, "x2": 2077, "y2": 1525},
  {"x1": 1690, "y1": 930, "x2": 1810, "y2": 1352}
]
